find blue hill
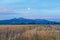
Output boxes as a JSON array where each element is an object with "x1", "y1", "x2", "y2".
[{"x1": 0, "y1": 18, "x2": 60, "y2": 24}]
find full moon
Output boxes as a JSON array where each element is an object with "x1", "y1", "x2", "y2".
[{"x1": 27, "y1": 8, "x2": 30, "y2": 10}]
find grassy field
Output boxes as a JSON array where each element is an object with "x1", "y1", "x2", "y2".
[{"x1": 0, "y1": 25, "x2": 60, "y2": 40}]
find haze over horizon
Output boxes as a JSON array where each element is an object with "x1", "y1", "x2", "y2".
[{"x1": 0, "y1": 0, "x2": 60, "y2": 22}]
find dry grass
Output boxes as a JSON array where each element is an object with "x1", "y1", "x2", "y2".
[{"x1": 0, "y1": 25, "x2": 60, "y2": 40}]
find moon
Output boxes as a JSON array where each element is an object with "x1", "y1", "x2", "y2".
[{"x1": 27, "y1": 8, "x2": 31, "y2": 10}]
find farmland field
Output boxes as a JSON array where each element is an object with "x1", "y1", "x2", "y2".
[{"x1": 0, "y1": 25, "x2": 60, "y2": 40}]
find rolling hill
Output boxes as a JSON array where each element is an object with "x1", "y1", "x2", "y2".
[{"x1": 0, "y1": 18, "x2": 60, "y2": 24}]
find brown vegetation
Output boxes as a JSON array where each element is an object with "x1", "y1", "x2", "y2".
[{"x1": 0, "y1": 25, "x2": 60, "y2": 40}]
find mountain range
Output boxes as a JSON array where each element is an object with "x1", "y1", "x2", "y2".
[{"x1": 0, "y1": 18, "x2": 60, "y2": 24}]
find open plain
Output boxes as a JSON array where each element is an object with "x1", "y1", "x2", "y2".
[{"x1": 0, "y1": 25, "x2": 60, "y2": 40}]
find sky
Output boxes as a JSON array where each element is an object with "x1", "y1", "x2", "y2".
[{"x1": 0, "y1": 0, "x2": 60, "y2": 21}]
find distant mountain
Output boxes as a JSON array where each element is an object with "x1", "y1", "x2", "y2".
[{"x1": 0, "y1": 18, "x2": 60, "y2": 24}]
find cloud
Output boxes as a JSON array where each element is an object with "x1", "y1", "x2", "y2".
[
  {"x1": 0, "y1": 0, "x2": 60, "y2": 20},
  {"x1": 0, "y1": 8, "x2": 7, "y2": 12},
  {"x1": 0, "y1": 8, "x2": 18, "y2": 15}
]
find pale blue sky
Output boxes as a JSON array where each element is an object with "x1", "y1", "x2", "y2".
[{"x1": 0, "y1": 0, "x2": 60, "y2": 21}]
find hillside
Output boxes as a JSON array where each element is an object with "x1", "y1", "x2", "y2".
[{"x1": 0, "y1": 18, "x2": 60, "y2": 24}]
